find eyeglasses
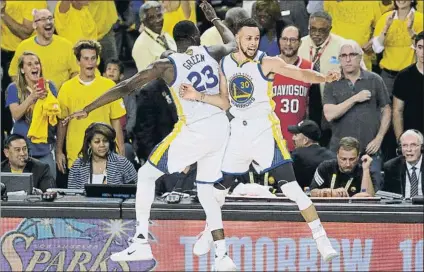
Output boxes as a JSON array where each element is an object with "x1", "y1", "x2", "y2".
[
  {"x1": 34, "y1": 16, "x2": 54, "y2": 23},
  {"x1": 280, "y1": 37, "x2": 299, "y2": 43},
  {"x1": 339, "y1": 53, "x2": 360, "y2": 60},
  {"x1": 401, "y1": 143, "x2": 421, "y2": 150}
]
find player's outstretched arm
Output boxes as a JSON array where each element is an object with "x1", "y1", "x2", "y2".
[
  {"x1": 200, "y1": 0, "x2": 236, "y2": 61},
  {"x1": 62, "y1": 59, "x2": 173, "y2": 124},
  {"x1": 179, "y1": 69, "x2": 230, "y2": 111},
  {"x1": 261, "y1": 56, "x2": 341, "y2": 84}
]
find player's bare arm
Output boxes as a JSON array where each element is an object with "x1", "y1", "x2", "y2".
[
  {"x1": 62, "y1": 59, "x2": 174, "y2": 124},
  {"x1": 179, "y1": 68, "x2": 230, "y2": 110},
  {"x1": 261, "y1": 56, "x2": 341, "y2": 84},
  {"x1": 200, "y1": 0, "x2": 237, "y2": 62}
]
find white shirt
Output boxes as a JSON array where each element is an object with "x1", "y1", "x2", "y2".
[{"x1": 405, "y1": 155, "x2": 422, "y2": 198}]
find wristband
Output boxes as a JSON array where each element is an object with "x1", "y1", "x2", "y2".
[{"x1": 211, "y1": 17, "x2": 220, "y2": 23}]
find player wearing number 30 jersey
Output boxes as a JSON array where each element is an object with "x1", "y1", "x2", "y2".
[{"x1": 180, "y1": 18, "x2": 341, "y2": 263}]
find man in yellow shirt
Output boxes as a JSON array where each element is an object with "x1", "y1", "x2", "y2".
[
  {"x1": 87, "y1": 1, "x2": 119, "y2": 70},
  {"x1": 8, "y1": 9, "x2": 79, "y2": 90},
  {"x1": 54, "y1": 0, "x2": 97, "y2": 46},
  {"x1": 56, "y1": 40, "x2": 126, "y2": 178},
  {"x1": 1, "y1": 1, "x2": 47, "y2": 134},
  {"x1": 132, "y1": 1, "x2": 176, "y2": 71},
  {"x1": 324, "y1": 0, "x2": 382, "y2": 70}
]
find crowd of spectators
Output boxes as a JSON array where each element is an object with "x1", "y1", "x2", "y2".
[{"x1": 1, "y1": 0, "x2": 423, "y2": 199}]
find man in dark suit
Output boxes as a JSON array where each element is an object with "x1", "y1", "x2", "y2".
[
  {"x1": 383, "y1": 130, "x2": 423, "y2": 198},
  {"x1": 1, "y1": 134, "x2": 56, "y2": 192},
  {"x1": 288, "y1": 120, "x2": 335, "y2": 188}
]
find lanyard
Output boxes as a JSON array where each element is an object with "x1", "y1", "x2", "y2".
[
  {"x1": 145, "y1": 30, "x2": 168, "y2": 50},
  {"x1": 330, "y1": 173, "x2": 354, "y2": 191},
  {"x1": 309, "y1": 36, "x2": 331, "y2": 64}
]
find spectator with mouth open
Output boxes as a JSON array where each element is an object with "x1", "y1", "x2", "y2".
[{"x1": 8, "y1": 8, "x2": 79, "y2": 89}]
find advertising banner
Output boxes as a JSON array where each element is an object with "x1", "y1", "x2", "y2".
[{"x1": 0, "y1": 218, "x2": 422, "y2": 271}]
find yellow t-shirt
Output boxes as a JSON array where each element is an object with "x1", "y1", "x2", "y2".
[
  {"x1": 374, "y1": 11, "x2": 424, "y2": 71},
  {"x1": 87, "y1": 1, "x2": 118, "y2": 39},
  {"x1": 0, "y1": 1, "x2": 47, "y2": 51},
  {"x1": 8, "y1": 35, "x2": 79, "y2": 89},
  {"x1": 380, "y1": 2, "x2": 394, "y2": 14},
  {"x1": 11, "y1": 169, "x2": 24, "y2": 174},
  {"x1": 418, "y1": 1, "x2": 424, "y2": 14},
  {"x1": 324, "y1": 1, "x2": 381, "y2": 70},
  {"x1": 163, "y1": 2, "x2": 197, "y2": 38},
  {"x1": 54, "y1": 1, "x2": 98, "y2": 46},
  {"x1": 58, "y1": 76, "x2": 126, "y2": 167}
]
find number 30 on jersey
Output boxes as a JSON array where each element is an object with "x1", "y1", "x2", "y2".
[{"x1": 280, "y1": 98, "x2": 299, "y2": 113}]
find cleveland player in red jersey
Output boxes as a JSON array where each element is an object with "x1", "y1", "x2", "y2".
[{"x1": 273, "y1": 25, "x2": 319, "y2": 151}]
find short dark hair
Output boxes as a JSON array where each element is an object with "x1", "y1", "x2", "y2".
[
  {"x1": 310, "y1": 11, "x2": 333, "y2": 25},
  {"x1": 4, "y1": 134, "x2": 27, "y2": 149},
  {"x1": 79, "y1": 123, "x2": 116, "y2": 163},
  {"x1": 105, "y1": 58, "x2": 124, "y2": 74},
  {"x1": 337, "y1": 137, "x2": 360, "y2": 154},
  {"x1": 173, "y1": 20, "x2": 198, "y2": 43},
  {"x1": 415, "y1": 31, "x2": 424, "y2": 45},
  {"x1": 235, "y1": 18, "x2": 260, "y2": 34},
  {"x1": 73, "y1": 40, "x2": 102, "y2": 61}
]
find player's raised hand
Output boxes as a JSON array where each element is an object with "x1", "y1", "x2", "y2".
[
  {"x1": 200, "y1": 0, "x2": 218, "y2": 22},
  {"x1": 61, "y1": 109, "x2": 88, "y2": 126},
  {"x1": 179, "y1": 83, "x2": 200, "y2": 101},
  {"x1": 325, "y1": 70, "x2": 341, "y2": 83}
]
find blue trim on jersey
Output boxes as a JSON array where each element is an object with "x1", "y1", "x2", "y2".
[
  {"x1": 220, "y1": 56, "x2": 226, "y2": 77},
  {"x1": 258, "y1": 52, "x2": 266, "y2": 61},
  {"x1": 222, "y1": 170, "x2": 249, "y2": 176},
  {"x1": 147, "y1": 160, "x2": 167, "y2": 174},
  {"x1": 257, "y1": 63, "x2": 273, "y2": 82},
  {"x1": 259, "y1": 160, "x2": 292, "y2": 175},
  {"x1": 203, "y1": 46, "x2": 214, "y2": 59},
  {"x1": 167, "y1": 56, "x2": 178, "y2": 86},
  {"x1": 196, "y1": 177, "x2": 224, "y2": 184}
]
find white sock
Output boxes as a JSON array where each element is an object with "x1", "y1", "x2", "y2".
[
  {"x1": 135, "y1": 163, "x2": 163, "y2": 240},
  {"x1": 214, "y1": 239, "x2": 227, "y2": 258},
  {"x1": 197, "y1": 183, "x2": 224, "y2": 230},
  {"x1": 308, "y1": 219, "x2": 326, "y2": 239}
]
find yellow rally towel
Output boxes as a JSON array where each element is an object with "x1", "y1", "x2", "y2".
[{"x1": 27, "y1": 86, "x2": 61, "y2": 144}]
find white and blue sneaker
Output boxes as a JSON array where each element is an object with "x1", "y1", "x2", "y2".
[
  {"x1": 110, "y1": 235, "x2": 154, "y2": 262},
  {"x1": 193, "y1": 225, "x2": 213, "y2": 256}
]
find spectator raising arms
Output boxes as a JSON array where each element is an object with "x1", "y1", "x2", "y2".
[{"x1": 68, "y1": 123, "x2": 137, "y2": 189}]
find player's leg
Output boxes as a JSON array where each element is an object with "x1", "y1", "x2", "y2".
[
  {"x1": 196, "y1": 151, "x2": 237, "y2": 271},
  {"x1": 110, "y1": 162, "x2": 164, "y2": 261},
  {"x1": 271, "y1": 162, "x2": 338, "y2": 262}
]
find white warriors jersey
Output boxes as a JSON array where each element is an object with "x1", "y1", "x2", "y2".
[
  {"x1": 167, "y1": 46, "x2": 222, "y2": 124},
  {"x1": 221, "y1": 51, "x2": 275, "y2": 119}
]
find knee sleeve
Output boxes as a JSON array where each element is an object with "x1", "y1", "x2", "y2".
[
  {"x1": 280, "y1": 182, "x2": 313, "y2": 211},
  {"x1": 270, "y1": 162, "x2": 297, "y2": 185}
]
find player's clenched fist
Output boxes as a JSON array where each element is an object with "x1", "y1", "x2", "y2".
[{"x1": 179, "y1": 83, "x2": 199, "y2": 101}]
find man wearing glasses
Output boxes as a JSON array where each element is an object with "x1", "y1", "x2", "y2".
[
  {"x1": 322, "y1": 39, "x2": 391, "y2": 189},
  {"x1": 8, "y1": 9, "x2": 79, "y2": 89},
  {"x1": 298, "y1": 11, "x2": 346, "y2": 147},
  {"x1": 273, "y1": 25, "x2": 322, "y2": 151}
]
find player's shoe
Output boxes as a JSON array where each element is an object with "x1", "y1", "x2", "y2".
[
  {"x1": 193, "y1": 226, "x2": 213, "y2": 256},
  {"x1": 213, "y1": 254, "x2": 237, "y2": 271},
  {"x1": 313, "y1": 229, "x2": 338, "y2": 262},
  {"x1": 110, "y1": 236, "x2": 154, "y2": 262}
]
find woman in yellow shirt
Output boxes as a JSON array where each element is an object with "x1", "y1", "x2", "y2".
[
  {"x1": 373, "y1": 0, "x2": 423, "y2": 94},
  {"x1": 5, "y1": 52, "x2": 58, "y2": 177}
]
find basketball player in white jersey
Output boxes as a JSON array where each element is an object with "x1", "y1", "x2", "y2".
[
  {"x1": 64, "y1": 2, "x2": 238, "y2": 270},
  {"x1": 180, "y1": 18, "x2": 340, "y2": 262}
]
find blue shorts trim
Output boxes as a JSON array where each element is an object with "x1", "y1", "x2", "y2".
[
  {"x1": 221, "y1": 170, "x2": 249, "y2": 176},
  {"x1": 260, "y1": 159, "x2": 293, "y2": 174}
]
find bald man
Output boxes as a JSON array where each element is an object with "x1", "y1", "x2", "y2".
[
  {"x1": 201, "y1": 7, "x2": 249, "y2": 46},
  {"x1": 9, "y1": 8, "x2": 79, "y2": 89}
]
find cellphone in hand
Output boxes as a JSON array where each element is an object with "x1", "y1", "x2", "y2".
[{"x1": 37, "y1": 77, "x2": 45, "y2": 91}]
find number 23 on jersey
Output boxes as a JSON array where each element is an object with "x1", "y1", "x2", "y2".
[{"x1": 187, "y1": 65, "x2": 218, "y2": 92}]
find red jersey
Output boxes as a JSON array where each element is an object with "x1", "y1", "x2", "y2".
[{"x1": 273, "y1": 57, "x2": 312, "y2": 151}]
